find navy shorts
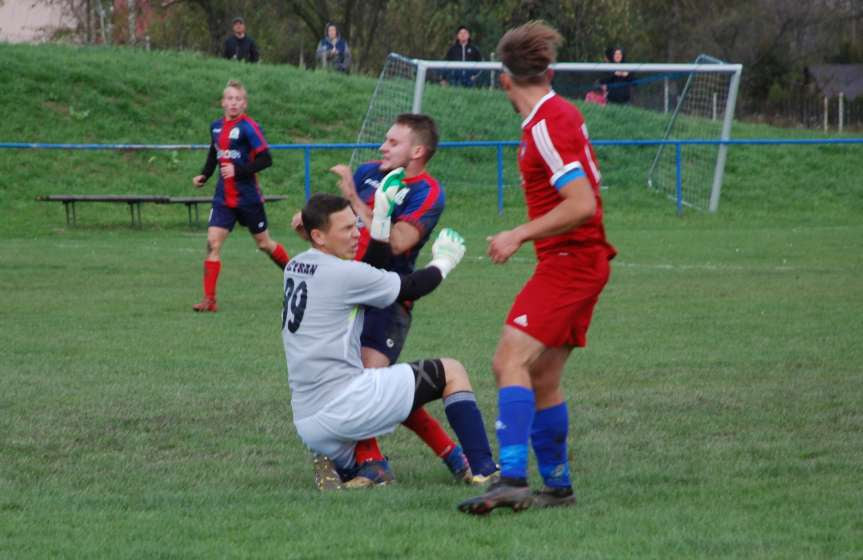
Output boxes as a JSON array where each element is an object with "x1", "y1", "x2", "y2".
[
  {"x1": 361, "y1": 301, "x2": 412, "y2": 363},
  {"x1": 209, "y1": 203, "x2": 269, "y2": 234}
]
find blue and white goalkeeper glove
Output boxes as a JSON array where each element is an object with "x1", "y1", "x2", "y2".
[
  {"x1": 428, "y1": 228, "x2": 466, "y2": 278},
  {"x1": 370, "y1": 167, "x2": 408, "y2": 241}
]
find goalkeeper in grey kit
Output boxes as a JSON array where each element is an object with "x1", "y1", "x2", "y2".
[{"x1": 280, "y1": 183, "x2": 495, "y2": 484}]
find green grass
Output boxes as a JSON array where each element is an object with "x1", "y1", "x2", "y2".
[{"x1": 2, "y1": 43, "x2": 863, "y2": 558}]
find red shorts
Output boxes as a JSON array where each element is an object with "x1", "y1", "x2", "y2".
[{"x1": 505, "y1": 247, "x2": 611, "y2": 348}]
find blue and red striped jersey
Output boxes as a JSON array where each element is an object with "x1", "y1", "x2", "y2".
[
  {"x1": 353, "y1": 161, "x2": 445, "y2": 275},
  {"x1": 209, "y1": 115, "x2": 268, "y2": 208}
]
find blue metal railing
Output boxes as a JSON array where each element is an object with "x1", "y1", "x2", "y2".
[{"x1": 3, "y1": 138, "x2": 861, "y2": 214}]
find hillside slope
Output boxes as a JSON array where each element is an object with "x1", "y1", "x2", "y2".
[{"x1": 0, "y1": 43, "x2": 860, "y2": 235}]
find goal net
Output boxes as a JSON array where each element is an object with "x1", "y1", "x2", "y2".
[{"x1": 353, "y1": 53, "x2": 742, "y2": 212}]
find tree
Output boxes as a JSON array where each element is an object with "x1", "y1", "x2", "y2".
[
  {"x1": 285, "y1": 0, "x2": 390, "y2": 71},
  {"x1": 36, "y1": 0, "x2": 112, "y2": 44},
  {"x1": 161, "y1": 0, "x2": 237, "y2": 54}
]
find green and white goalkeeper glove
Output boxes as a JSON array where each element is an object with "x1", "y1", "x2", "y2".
[
  {"x1": 370, "y1": 167, "x2": 408, "y2": 241},
  {"x1": 428, "y1": 228, "x2": 466, "y2": 278}
]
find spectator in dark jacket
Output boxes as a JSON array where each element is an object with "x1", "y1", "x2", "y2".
[
  {"x1": 600, "y1": 47, "x2": 634, "y2": 104},
  {"x1": 223, "y1": 17, "x2": 259, "y2": 63},
  {"x1": 316, "y1": 23, "x2": 351, "y2": 73},
  {"x1": 442, "y1": 26, "x2": 482, "y2": 87}
]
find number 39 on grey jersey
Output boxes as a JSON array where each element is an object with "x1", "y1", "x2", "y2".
[{"x1": 280, "y1": 248, "x2": 401, "y2": 420}]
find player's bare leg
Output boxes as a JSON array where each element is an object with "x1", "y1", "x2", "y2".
[
  {"x1": 194, "y1": 226, "x2": 229, "y2": 312},
  {"x1": 529, "y1": 346, "x2": 570, "y2": 409},
  {"x1": 252, "y1": 229, "x2": 289, "y2": 269},
  {"x1": 361, "y1": 347, "x2": 390, "y2": 368},
  {"x1": 344, "y1": 357, "x2": 488, "y2": 490},
  {"x1": 368, "y1": 348, "x2": 486, "y2": 483}
]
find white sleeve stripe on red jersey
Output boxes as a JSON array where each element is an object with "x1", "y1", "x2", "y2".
[
  {"x1": 584, "y1": 145, "x2": 601, "y2": 183},
  {"x1": 580, "y1": 123, "x2": 602, "y2": 183},
  {"x1": 535, "y1": 118, "x2": 591, "y2": 188},
  {"x1": 551, "y1": 161, "x2": 584, "y2": 186},
  {"x1": 531, "y1": 119, "x2": 564, "y2": 174}
]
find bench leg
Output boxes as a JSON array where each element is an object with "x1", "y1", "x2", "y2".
[
  {"x1": 185, "y1": 202, "x2": 202, "y2": 227},
  {"x1": 63, "y1": 201, "x2": 77, "y2": 226},
  {"x1": 129, "y1": 202, "x2": 143, "y2": 227}
]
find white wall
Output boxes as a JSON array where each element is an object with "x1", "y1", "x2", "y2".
[{"x1": 0, "y1": 0, "x2": 74, "y2": 43}]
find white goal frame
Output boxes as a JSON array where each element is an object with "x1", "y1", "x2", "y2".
[{"x1": 355, "y1": 54, "x2": 743, "y2": 212}]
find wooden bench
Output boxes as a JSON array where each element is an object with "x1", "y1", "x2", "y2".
[
  {"x1": 36, "y1": 194, "x2": 170, "y2": 226},
  {"x1": 37, "y1": 194, "x2": 292, "y2": 227},
  {"x1": 161, "y1": 195, "x2": 291, "y2": 226}
]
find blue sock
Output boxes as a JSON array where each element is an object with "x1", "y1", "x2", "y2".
[
  {"x1": 496, "y1": 386, "x2": 535, "y2": 482},
  {"x1": 444, "y1": 392, "x2": 498, "y2": 476},
  {"x1": 531, "y1": 402, "x2": 572, "y2": 489}
]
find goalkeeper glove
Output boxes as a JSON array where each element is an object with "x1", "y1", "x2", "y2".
[
  {"x1": 370, "y1": 167, "x2": 408, "y2": 241},
  {"x1": 428, "y1": 228, "x2": 466, "y2": 278}
]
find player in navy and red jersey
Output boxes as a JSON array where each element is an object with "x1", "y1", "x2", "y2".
[
  {"x1": 292, "y1": 114, "x2": 498, "y2": 488},
  {"x1": 191, "y1": 80, "x2": 290, "y2": 312},
  {"x1": 459, "y1": 22, "x2": 616, "y2": 515},
  {"x1": 350, "y1": 161, "x2": 443, "y2": 276}
]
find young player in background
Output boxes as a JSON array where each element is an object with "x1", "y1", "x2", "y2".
[
  {"x1": 191, "y1": 80, "x2": 289, "y2": 312},
  {"x1": 458, "y1": 21, "x2": 616, "y2": 515}
]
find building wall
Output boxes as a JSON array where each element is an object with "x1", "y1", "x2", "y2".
[{"x1": 0, "y1": 1, "x2": 74, "y2": 43}]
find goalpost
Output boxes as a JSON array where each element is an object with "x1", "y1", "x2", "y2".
[
  {"x1": 646, "y1": 55, "x2": 743, "y2": 212},
  {"x1": 353, "y1": 53, "x2": 742, "y2": 212}
]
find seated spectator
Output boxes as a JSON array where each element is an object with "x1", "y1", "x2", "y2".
[
  {"x1": 584, "y1": 81, "x2": 607, "y2": 106},
  {"x1": 223, "y1": 17, "x2": 259, "y2": 63},
  {"x1": 317, "y1": 23, "x2": 351, "y2": 73},
  {"x1": 442, "y1": 26, "x2": 482, "y2": 87},
  {"x1": 600, "y1": 46, "x2": 634, "y2": 104}
]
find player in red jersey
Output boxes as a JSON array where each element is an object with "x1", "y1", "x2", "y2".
[
  {"x1": 459, "y1": 21, "x2": 616, "y2": 515},
  {"x1": 191, "y1": 80, "x2": 290, "y2": 312}
]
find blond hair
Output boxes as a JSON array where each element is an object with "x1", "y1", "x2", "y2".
[{"x1": 224, "y1": 79, "x2": 247, "y2": 96}]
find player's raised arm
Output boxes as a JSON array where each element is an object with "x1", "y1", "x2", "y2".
[
  {"x1": 369, "y1": 167, "x2": 407, "y2": 242},
  {"x1": 394, "y1": 227, "x2": 465, "y2": 301},
  {"x1": 330, "y1": 164, "x2": 373, "y2": 226},
  {"x1": 291, "y1": 210, "x2": 310, "y2": 241},
  {"x1": 359, "y1": 226, "x2": 465, "y2": 303}
]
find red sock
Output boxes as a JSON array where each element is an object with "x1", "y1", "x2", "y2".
[
  {"x1": 270, "y1": 243, "x2": 289, "y2": 269},
  {"x1": 355, "y1": 438, "x2": 385, "y2": 464},
  {"x1": 402, "y1": 407, "x2": 456, "y2": 457},
  {"x1": 203, "y1": 260, "x2": 221, "y2": 300}
]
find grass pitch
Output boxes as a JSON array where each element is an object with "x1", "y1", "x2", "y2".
[{"x1": 1, "y1": 43, "x2": 862, "y2": 558}]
